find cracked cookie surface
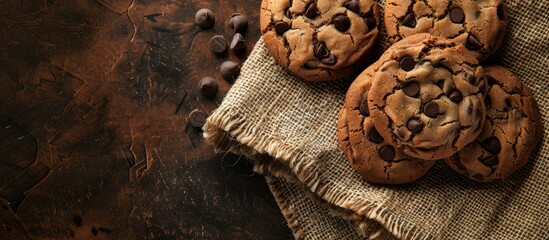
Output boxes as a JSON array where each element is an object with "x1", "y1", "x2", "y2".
[
  {"x1": 384, "y1": 0, "x2": 508, "y2": 61},
  {"x1": 260, "y1": 0, "x2": 380, "y2": 81},
  {"x1": 444, "y1": 66, "x2": 542, "y2": 182},
  {"x1": 337, "y1": 67, "x2": 435, "y2": 184},
  {"x1": 368, "y1": 34, "x2": 487, "y2": 160}
]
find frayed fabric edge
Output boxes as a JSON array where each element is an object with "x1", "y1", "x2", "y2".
[{"x1": 203, "y1": 105, "x2": 434, "y2": 240}]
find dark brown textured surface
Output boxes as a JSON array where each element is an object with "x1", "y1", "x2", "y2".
[{"x1": 0, "y1": 0, "x2": 291, "y2": 239}]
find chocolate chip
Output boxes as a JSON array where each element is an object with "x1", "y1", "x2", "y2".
[
  {"x1": 448, "y1": 90, "x2": 463, "y2": 103},
  {"x1": 230, "y1": 33, "x2": 246, "y2": 51},
  {"x1": 476, "y1": 78, "x2": 486, "y2": 93},
  {"x1": 482, "y1": 137, "x2": 501, "y2": 154},
  {"x1": 379, "y1": 146, "x2": 395, "y2": 161},
  {"x1": 314, "y1": 42, "x2": 330, "y2": 59},
  {"x1": 402, "y1": 13, "x2": 416, "y2": 28},
  {"x1": 195, "y1": 8, "x2": 215, "y2": 28},
  {"x1": 467, "y1": 76, "x2": 477, "y2": 85},
  {"x1": 198, "y1": 76, "x2": 218, "y2": 98},
  {"x1": 220, "y1": 61, "x2": 240, "y2": 82},
  {"x1": 449, "y1": 7, "x2": 465, "y2": 23},
  {"x1": 73, "y1": 215, "x2": 82, "y2": 227},
  {"x1": 480, "y1": 156, "x2": 499, "y2": 167},
  {"x1": 210, "y1": 35, "x2": 227, "y2": 54},
  {"x1": 359, "y1": 99, "x2": 370, "y2": 116},
  {"x1": 466, "y1": 33, "x2": 482, "y2": 50},
  {"x1": 304, "y1": 61, "x2": 318, "y2": 69},
  {"x1": 434, "y1": 80, "x2": 444, "y2": 90},
  {"x1": 285, "y1": 9, "x2": 292, "y2": 19},
  {"x1": 368, "y1": 128, "x2": 384, "y2": 143},
  {"x1": 333, "y1": 14, "x2": 351, "y2": 32},
  {"x1": 274, "y1": 21, "x2": 290, "y2": 35},
  {"x1": 403, "y1": 82, "x2": 420, "y2": 97},
  {"x1": 229, "y1": 13, "x2": 248, "y2": 34},
  {"x1": 400, "y1": 56, "x2": 416, "y2": 71},
  {"x1": 424, "y1": 102, "x2": 439, "y2": 118},
  {"x1": 305, "y1": 3, "x2": 319, "y2": 18},
  {"x1": 407, "y1": 118, "x2": 424, "y2": 133},
  {"x1": 344, "y1": 0, "x2": 359, "y2": 13},
  {"x1": 505, "y1": 98, "x2": 513, "y2": 109},
  {"x1": 364, "y1": 15, "x2": 377, "y2": 30},
  {"x1": 189, "y1": 109, "x2": 208, "y2": 128},
  {"x1": 467, "y1": 102, "x2": 474, "y2": 114},
  {"x1": 320, "y1": 54, "x2": 337, "y2": 65},
  {"x1": 486, "y1": 75, "x2": 498, "y2": 86},
  {"x1": 497, "y1": 4, "x2": 505, "y2": 21}
]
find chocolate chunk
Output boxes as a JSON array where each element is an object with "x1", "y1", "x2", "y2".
[
  {"x1": 333, "y1": 14, "x2": 351, "y2": 32},
  {"x1": 482, "y1": 137, "x2": 501, "y2": 154},
  {"x1": 359, "y1": 99, "x2": 370, "y2": 116},
  {"x1": 195, "y1": 8, "x2": 215, "y2": 28},
  {"x1": 448, "y1": 90, "x2": 463, "y2": 103},
  {"x1": 436, "y1": 80, "x2": 445, "y2": 89},
  {"x1": 400, "y1": 56, "x2": 416, "y2": 71},
  {"x1": 230, "y1": 33, "x2": 246, "y2": 51},
  {"x1": 407, "y1": 118, "x2": 424, "y2": 133},
  {"x1": 220, "y1": 61, "x2": 240, "y2": 82},
  {"x1": 320, "y1": 54, "x2": 337, "y2": 65},
  {"x1": 210, "y1": 35, "x2": 227, "y2": 54},
  {"x1": 497, "y1": 4, "x2": 505, "y2": 21},
  {"x1": 379, "y1": 146, "x2": 395, "y2": 161},
  {"x1": 424, "y1": 102, "x2": 439, "y2": 118},
  {"x1": 344, "y1": 0, "x2": 359, "y2": 13},
  {"x1": 304, "y1": 3, "x2": 319, "y2": 18},
  {"x1": 229, "y1": 13, "x2": 248, "y2": 34},
  {"x1": 403, "y1": 81, "x2": 420, "y2": 97},
  {"x1": 189, "y1": 109, "x2": 208, "y2": 129},
  {"x1": 481, "y1": 156, "x2": 499, "y2": 167},
  {"x1": 73, "y1": 215, "x2": 82, "y2": 227},
  {"x1": 314, "y1": 42, "x2": 330, "y2": 59},
  {"x1": 198, "y1": 76, "x2": 218, "y2": 98},
  {"x1": 285, "y1": 9, "x2": 292, "y2": 19},
  {"x1": 449, "y1": 8, "x2": 465, "y2": 23},
  {"x1": 364, "y1": 15, "x2": 377, "y2": 30},
  {"x1": 466, "y1": 33, "x2": 482, "y2": 50},
  {"x1": 368, "y1": 128, "x2": 384, "y2": 143},
  {"x1": 402, "y1": 13, "x2": 416, "y2": 28},
  {"x1": 274, "y1": 21, "x2": 290, "y2": 36}
]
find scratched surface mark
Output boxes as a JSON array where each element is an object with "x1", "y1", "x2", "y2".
[{"x1": 0, "y1": 0, "x2": 291, "y2": 239}]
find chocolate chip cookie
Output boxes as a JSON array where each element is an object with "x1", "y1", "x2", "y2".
[
  {"x1": 260, "y1": 0, "x2": 380, "y2": 81},
  {"x1": 444, "y1": 66, "x2": 542, "y2": 182},
  {"x1": 385, "y1": 0, "x2": 508, "y2": 61},
  {"x1": 368, "y1": 34, "x2": 487, "y2": 160},
  {"x1": 337, "y1": 67, "x2": 435, "y2": 184}
]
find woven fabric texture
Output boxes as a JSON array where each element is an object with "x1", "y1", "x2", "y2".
[{"x1": 204, "y1": 0, "x2": 548, "y2": 239}]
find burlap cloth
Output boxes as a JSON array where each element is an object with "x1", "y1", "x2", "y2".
[{"x1": 204, "y1": 1, "x2": 548, "y2": 239}]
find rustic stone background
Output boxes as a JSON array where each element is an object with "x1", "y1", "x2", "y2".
[{"x1": 0, "y1": 0, "x2": 291, "y2": 239}]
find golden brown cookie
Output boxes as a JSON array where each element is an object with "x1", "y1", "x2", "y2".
[
  {"x1": 337, "y1": 67, "x2": 435, "y2": 185},
  {"x1": 260, "y1": 0, "x2": 380, "y2": 81},
  {"x1": 368, "y1": 34, "x2": 487, "y2": 160},
  {"x1": 384, "y1": 0, "x2": 508, "y2": 61},
  {"x1": 444, "y1": 66, "x2": 542, "y2": 182}
]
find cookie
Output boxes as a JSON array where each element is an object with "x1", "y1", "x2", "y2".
[
  {"x1": 368, "y1": 34, "x2": 487, "y2": 160},
  {"x1": 444, "y1": 66, "x2": 542, "y2": 182},
  {"x1": 260, "y1": 0, "x2": 380, "y2": 81},
  {"x1": 384, "y1": 0, "x2": 508, "y2": 61},
  {"x1": 337, "y1": 68, "x2": 435, "y2": 184}
]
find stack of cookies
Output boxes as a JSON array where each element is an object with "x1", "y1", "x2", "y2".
[{"x1": 260, "y1": 0, "x2": 543, "y2": 184}]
